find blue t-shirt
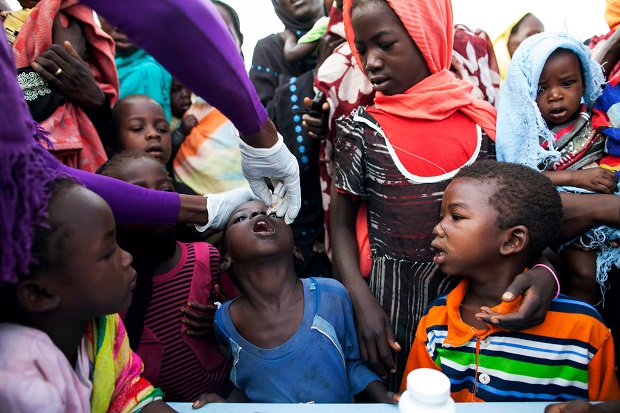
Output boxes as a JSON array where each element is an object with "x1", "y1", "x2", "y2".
[{"x1": 214, "y1": 277, "x2": 381, "y2": 403}]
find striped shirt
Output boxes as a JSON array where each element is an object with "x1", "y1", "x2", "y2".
[
  {"x1": 402, "y1": 279, "x2": 620, "y2": 402},
  {"x1": 138, "y1": 242, "x2": 232, "y2": 402}
]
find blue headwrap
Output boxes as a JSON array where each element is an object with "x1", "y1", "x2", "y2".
[
  {"x1": 497, "y1": 32, "x2": 620, "y2": 306},
  {"x1": 496, "y1": 32, "x2": 605, "y2": 168}
]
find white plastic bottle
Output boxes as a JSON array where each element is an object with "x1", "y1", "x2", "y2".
[{"x1": 398, "y1": 368, "x2": 456, "y2": 413}]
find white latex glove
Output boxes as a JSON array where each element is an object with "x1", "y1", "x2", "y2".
[
  {"x1": 236, "y1": 130, "x2": 301, "y2": 224},
  {"x1": 195, "y1": 187, "x2": 258, "y2": 231}
]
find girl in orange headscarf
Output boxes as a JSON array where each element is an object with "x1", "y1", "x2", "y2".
[{"x1": 331, "y1": 0, "x2": 554, "y2": 390}]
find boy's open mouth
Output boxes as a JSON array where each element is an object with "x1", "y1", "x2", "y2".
[
  {"x1": 430, "y1": 240, "x2": 446, "y2": 265},
  {"x1": 253, "y1": 219, "x2": 275, "y2": 234}
]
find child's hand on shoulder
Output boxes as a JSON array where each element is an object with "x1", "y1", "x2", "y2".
[
  {"x1": 193, "y1": 393, "x2": 225, "y2": 408},
  {"x1": 571, "y1": 167, "x2": 618, "y2": 194},
  {"x1": 181, "y1": 302, "x2": 217, "y2": 336}
]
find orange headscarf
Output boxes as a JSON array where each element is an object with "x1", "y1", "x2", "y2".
[
  {"x1": 606, "y1": 0, "x2": 620, "y2": 31},
  {"x1": 343, "y1": 0, "x2": 496, "y2": 140}
]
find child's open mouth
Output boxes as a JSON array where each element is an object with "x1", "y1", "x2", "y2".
[
  {"x1": 433, "y1": 250, "x2": 446, "y2": 265},
  {"x1": 431, "y1": 240, "x2": 446, "y2": 265},
  {"x1": 253, "y1": 219, "x2": 275, "y2": 235},
  {"x1": 548, "y1": 107, "x2": 567, "y2": 119}
]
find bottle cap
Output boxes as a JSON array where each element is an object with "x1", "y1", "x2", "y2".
[{"x1": 407, "y1": 368, "x2": 451, "y2": 404}]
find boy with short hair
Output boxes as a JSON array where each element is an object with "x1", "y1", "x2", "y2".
[
  {"x1": 193, "y1": 200, "x2": 395, "y2": 405},
  {"x1": 402, "y1": 161, "x2": 620, "y2": 403}
]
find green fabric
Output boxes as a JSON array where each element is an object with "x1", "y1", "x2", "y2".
[{"x1": 297, "y1": 16, "x2": 329, "y2": 44}]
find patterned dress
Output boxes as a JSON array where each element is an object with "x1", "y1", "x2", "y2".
[
  {"x1": 334, "y1": 108, "x2": 495, "y2": 390},
  {"x1": 315, "y1": 23, "x2": 500, "y2": 258}
]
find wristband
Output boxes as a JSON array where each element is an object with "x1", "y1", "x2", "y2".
[{"x1": 533, "y1": 263, "x2": 560, "y2": 299}]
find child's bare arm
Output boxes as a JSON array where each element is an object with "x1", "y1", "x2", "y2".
[
  {"x1": 284, "y1": 41, "x2": 318, "y2": 62},
  {"x1": 330, "y1": 189, "x2": 400, "y2": 378},
  {"x1": 560, "y1": 192, "x2": 620, "y2": 241},
  {"x1": 280, "y1": 29, "x2": 297, "y2": 55},
  {"x1": 543, "y1": 168, "x2": 618, "y2": 194},
  {"x1": 363, "y1": 380, "x2": 398, "y2": 404}
]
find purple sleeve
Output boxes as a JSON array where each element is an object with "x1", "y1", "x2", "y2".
[
  {"x1": 62, "y1": 164, "x2": 180, "y2": 225},
  {"x1": 82, "y1": 0, "x2": 267, "y2": 135}
]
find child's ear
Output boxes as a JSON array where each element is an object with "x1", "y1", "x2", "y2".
[
  {"x1": 15, "y1": 280, "x2": 61, "y2": 313},
  {"x1": 218, "y1": 255, "x2": 233, "y2": 273},
  {"x1": 293, "y1": 247, "x2": 305, "y2": 262},
  {"x1": 499, "y1": 225, "x2": 528, "y2": 256}
]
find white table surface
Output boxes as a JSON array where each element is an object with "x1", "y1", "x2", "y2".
[{"x1": 168, "y1": 402, "x2": 552, "y2": 412}]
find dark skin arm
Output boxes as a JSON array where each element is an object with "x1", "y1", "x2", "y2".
[
  {"x1": 543, "y1": 168, "x2": 617, "y2": 194},
  {"x1": 330, "y1": 188, "x2": 400, "y2": 378},
  {"x1": 283, "y1": 32, "x2": 318, "y2": 63},
  {"x1": 559, "y1": 192, "x2": 620, "y2": 241},
  {"x1": 178, "y1": 194, "x2": 209, "y2": 226}
]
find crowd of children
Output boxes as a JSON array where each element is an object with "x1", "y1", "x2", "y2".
[{"x1": 5, "y1": 0, "x2": 620, "y2": 411}]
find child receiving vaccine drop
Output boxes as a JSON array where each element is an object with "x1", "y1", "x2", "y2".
[
  {"x1": 193, "y1": 200, "x2": 394, "y2": 405},
  {"x1": 402, "y1": 161, "x2": 620, "y2": 402},
  {"x1": 496, "y1": 32, "x2": 620, "y2": 305}
]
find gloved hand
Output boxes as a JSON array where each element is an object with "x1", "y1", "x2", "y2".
[
  {"x1": 195, "y1": 187, "x2": 258, "y2": 231},
  {"x1": 236, "y1": 130, "x2": 301, "y2": 224}
]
